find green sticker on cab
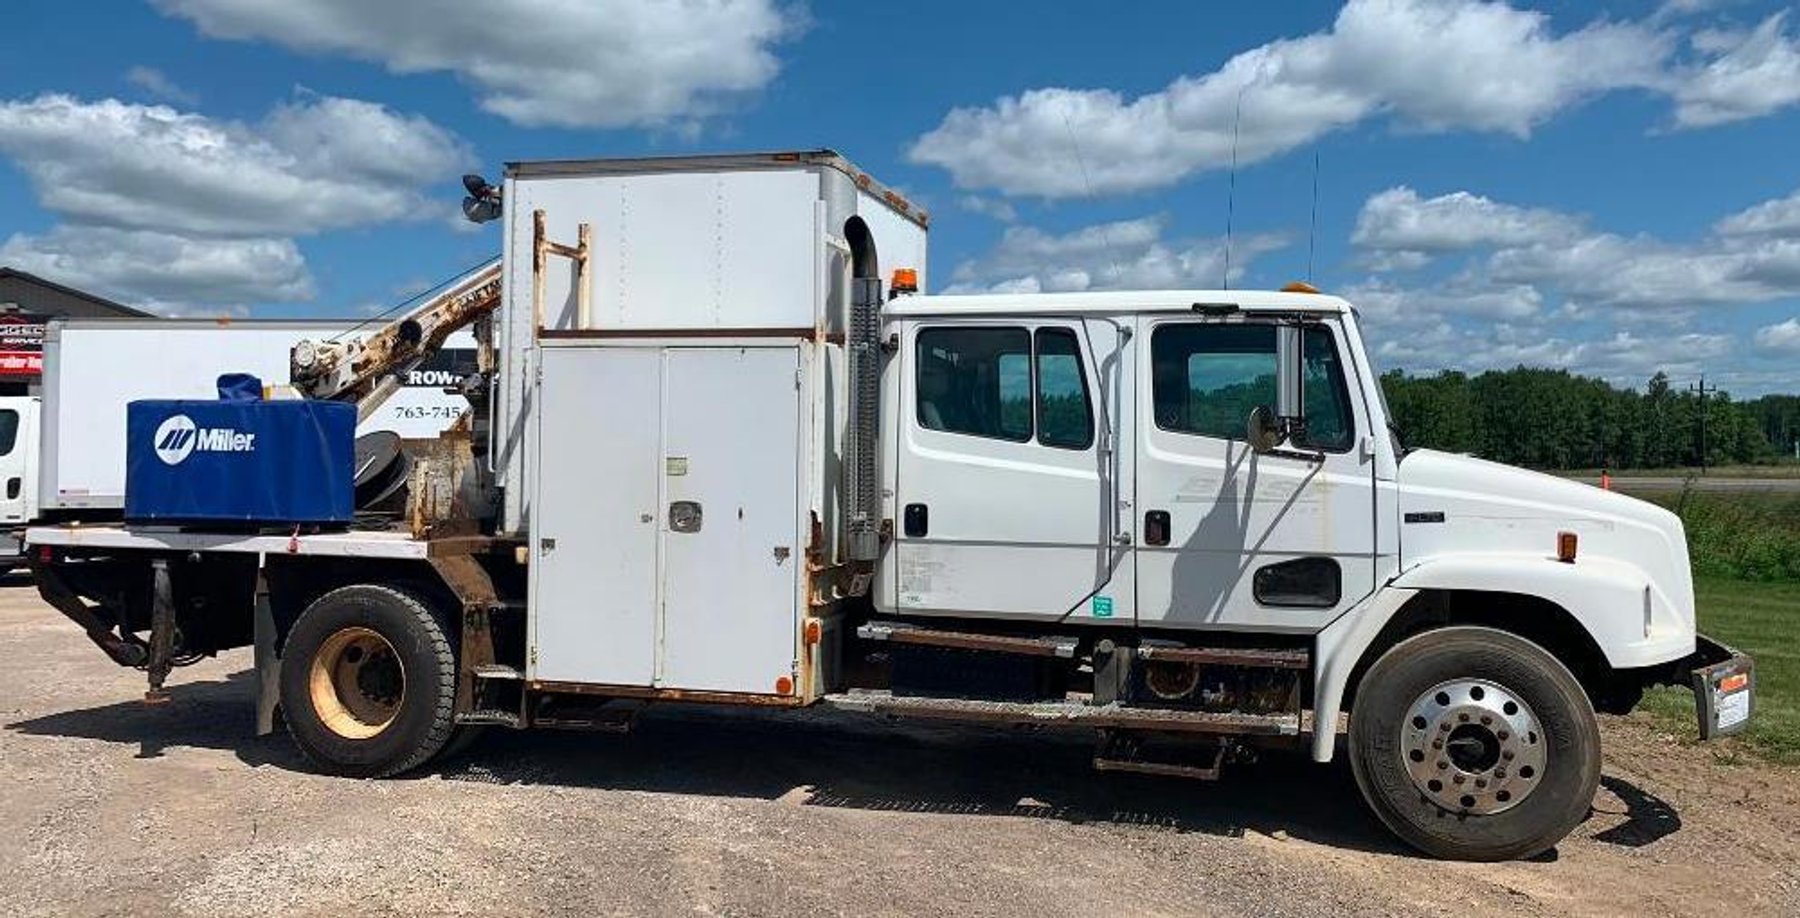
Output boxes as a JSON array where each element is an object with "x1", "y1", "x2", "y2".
[{"x1": 1092, "y1": 595, "x2": 1114, "y2": 618}]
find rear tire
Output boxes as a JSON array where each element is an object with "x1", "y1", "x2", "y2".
[
  {"x1": 1348, "y1": 626, "x2": 1601, "y2": 861},
  {"x1": 279, "y1": 584, "x2": 457, "y2": 778}
]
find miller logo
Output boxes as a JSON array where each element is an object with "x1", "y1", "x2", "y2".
[{"x1": 152, "y1": 414, "x2": 257, "y2": 466}]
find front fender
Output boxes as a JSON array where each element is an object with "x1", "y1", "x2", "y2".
[
  {"x1": 1390, "y1": 553, "x2": 1695, "y2": 670},
  {"x1": 1307, "y1": 553, "x2": 1697, "y2": 763}
]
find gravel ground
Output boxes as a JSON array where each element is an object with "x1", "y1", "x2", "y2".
[{"x1": 2, "y1": 576, "x2": 1796, "y2": 917}]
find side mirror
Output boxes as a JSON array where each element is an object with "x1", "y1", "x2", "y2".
[
  {"x1": 1246, "y1": 405, "x2": 1284, "y2": 453},
  {"x1": 1275, "y1": 324, "x2": 1303, "y2": 420}
]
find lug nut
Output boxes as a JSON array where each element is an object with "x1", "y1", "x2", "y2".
[
  {"x1": 1494, "y1": 768, "x2": 1507, "y2": 779},
  {"x1": 1432, "y1": 739, "x2": 1444, "y2": 749},
  {"x1": 1452, "y1": 774, "x2": 1466, "y2": 785},
  {"x1": 1437, "y1": 760, "x2": 1449, "y2": 770},
  {"x1": 1502, "y1": 750, "x2": 1515, "y2": 761},
  {"x1": 1458, "y1": 713, "x2": 1470, "y2": 723},
  {"x1": 1475, "y1": 778, "x2": 1488, "y2": 788},
  {"x1": 1497, "y1": 730, "x2": 1510, "y2": 740},
  {"x1": 1480, "y1": 715, "x2": 1492, "y2": 725},
  {"x1": 1440, "y1": 722, "x2": 1452, "y2": 732}
]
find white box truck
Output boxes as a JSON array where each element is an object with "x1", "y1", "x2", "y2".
[
  {"x1": 25, "y1": 151, "x2": 1752, "y2": 861},
  {"x1": 0, "y1": 317, "x2": 475, "y2": 567}
]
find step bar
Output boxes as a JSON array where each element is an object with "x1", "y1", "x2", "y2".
[
  {"x1": 820, "y1": 690, "x2": 1299, "y2": 736},
  {"x1": 857, "y1": 621, "x2": 1078, "y2": 658}
]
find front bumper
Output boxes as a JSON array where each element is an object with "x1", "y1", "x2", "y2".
[{"x1": 1685, "y1": 633, "x2": 1754, "y2": 740}]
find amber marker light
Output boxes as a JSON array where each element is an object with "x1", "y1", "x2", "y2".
[
  {"x1": 1556, "y1": 531, "x2": 1578, "y2": 563},
  {"x1": 891, "y1": 267, "x2": 919, "y2": 294}
]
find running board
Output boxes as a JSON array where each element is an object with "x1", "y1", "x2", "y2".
[
  {"x1": 857, "y1": 621, "x2": 1078, "y2": 658},
  {"x1": 1135, "y1": 645, "x2": 1309, "y2": 670},
  {"x1": 820, "y1": 691, "x2": 1299, "y2": 736}
]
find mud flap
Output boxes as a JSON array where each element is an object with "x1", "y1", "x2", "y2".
[{"x1": 1689, "y1": 633, "x2": 1753, "y2": 740}]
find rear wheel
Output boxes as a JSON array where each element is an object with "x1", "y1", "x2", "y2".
[
  {"x1": 1348, "y1": 626, "x2": 1601, "y2": 861},
  {"x1": 279, "y1": 584, "x2": 457, "y2": 777}
]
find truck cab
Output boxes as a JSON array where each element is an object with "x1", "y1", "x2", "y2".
[{"x1": 0, "y1": 395, "x2": 39, "y2": 569}]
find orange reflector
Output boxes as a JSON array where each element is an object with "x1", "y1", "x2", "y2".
[
  {"x1": 804, "y1": 619, "x2": 822, "y2": 646},
  {"x1": 1720, "y1": 672, "x2": 1749, "y2": 693},
  {"x1": 891, "y1": 267, "x2": 919, "y2": 294},
  {"x1": 1556, "y1": 531, "x2": 1578, "y2": 563},
  {"x1": 774, "y1": 674, "x2": 795, "y2": 695},
  {"x1": 1281, "y1": 281, "x2": 1321, "y2": 294}
]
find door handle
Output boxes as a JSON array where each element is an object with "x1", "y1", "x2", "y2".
[
  {"x1": 1144, "y1": 510, "x2": 1170, "y2": 547},
  {"x1": 903, "y1": 503, "x2": 928, "y2": 537},
  {"x1": 669, "y1": 500, "x2": 703, "y2": 533},
  {"x1": 4, "y1": 478, "x2": 16, "y2": 500}
]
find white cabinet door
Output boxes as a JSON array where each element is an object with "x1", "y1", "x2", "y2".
[
  {"x1": 1134, "y1": 318, "x2": 1376, "y2": 632},
  {"x1": 530, "y1": 347, "x2": 662, "y2": 685},
  {"x1": 658, "y1": 348, "x2": 800, "y2": 693}
]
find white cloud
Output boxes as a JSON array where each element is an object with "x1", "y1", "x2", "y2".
[
  {"x1": 0, "y1": 227, "x2": 312, "y2": 307},
  {"x1": 0, "y1": 92, "x2": 471, "y2": 309},
  {"x1": 124, "y1": 66, "x2": 198, "y2": 104},
  {"x1": 1754, "y1": 317, "x2": 1800, "y2": 354},
  {"x1": 944, "y1": 215, "x2": 1288, "y2": 294},
  {"x1": 1352, "y1": 187, "x2": 1584, "y2": 266},
  {"x1": 957, "y1": 195, "x2": 1017, "y2": 223},
  {"x1": 0, "y1": 93, "x2": 471, "y2": 238},
  {"x1": 1340, "y1": 279, "x2": 1543, "y2": 321},
  {"x1": 909, "y1": 0, "x2": 1669, "y2": 197},
  {"x1": 1343, "y1": 182, "x2": 1800, "y2": 312},
  {"x1": 1716, "y1": 187, "x2": 1800, "y2": 237},
  {"x1": 1670, "y1": 12, "x2": 1800, "y2": 128},
  {"x1": 153, "y1": 0, "x2": 798, "y2": 129}
]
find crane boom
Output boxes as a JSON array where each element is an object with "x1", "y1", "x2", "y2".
[{"x1": 290, "y1": 259, "x2": 502, "y2": 416}]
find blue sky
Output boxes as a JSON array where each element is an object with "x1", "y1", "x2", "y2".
[{"x1": 2, "y1": 1, "x2": 1799, "y2": 394}]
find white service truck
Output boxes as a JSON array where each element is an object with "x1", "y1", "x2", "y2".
[
  {"x1": 0, "y1": 317, "x2": 477, "y2": 567},
  {"x1": 26, "y1": 151, "x2": 1752, "y2": 861}
]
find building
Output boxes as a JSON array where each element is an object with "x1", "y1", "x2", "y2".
[{"x1": 0, "y1": 268, "x2": 148, "y2": 396}]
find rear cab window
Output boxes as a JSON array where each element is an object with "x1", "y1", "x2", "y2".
[{"x1": 915, "y1": 324, "x2": 1096, "y2": 450}]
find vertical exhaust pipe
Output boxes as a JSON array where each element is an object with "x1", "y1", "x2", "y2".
[{"x1": 842, "y1": 276, "x2": 883, "y2": 563}]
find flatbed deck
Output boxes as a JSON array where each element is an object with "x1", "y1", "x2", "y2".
[{"x1": 26, "y1": 524, "x2": 431, "y2": 559}]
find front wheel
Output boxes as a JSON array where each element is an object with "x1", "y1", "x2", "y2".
[
  {"x1": 1348, "y1": 626, "x2": 1601, "y2": 861},
  {"x1": 279, "y1": 584, "x2": 458, "y2": 778}
]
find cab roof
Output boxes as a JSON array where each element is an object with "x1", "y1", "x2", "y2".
[{"x1": 883, "y1": 288, "x2": 1352, "y2": 319}]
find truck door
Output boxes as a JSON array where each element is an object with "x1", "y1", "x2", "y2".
[
  {"x1": 1134, "y1": 316, "x2": 1375, "y2": 632},
  {"x1": 0, "y1": 398, "x2": 36, "y2": 529},
  {"x1": 893, "y1": 317, "x2": 1133, "y2": 622}
]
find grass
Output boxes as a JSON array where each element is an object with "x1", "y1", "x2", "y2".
[
  {"x1": 1639, "y1": 577, "x2": 1800, "y2": 764},
  {"x1": 1642, "y1": 490, "x2": 1800, "y2": 582}
]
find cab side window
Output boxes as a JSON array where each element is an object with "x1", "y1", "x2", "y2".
[
  {"x1": 1151, "y1": 322, "x2": 1354, "y2": 451},
  {"x1": 0, "y1": 409, "x2": 17, "y2": 457},
  {"x1": 916, "y1": 325, "x2": 1096, "y2": 449},
  {"x1": 917, "y1": 327, "x2": 1032, "y2": 442},
  {"x1": 1035, "y1": 328, "x2": 1093, "y2": 450}
]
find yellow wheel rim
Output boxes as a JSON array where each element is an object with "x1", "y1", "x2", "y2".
[{"x1": 308, "y1": 626, "x2": 405, "y2": 740}]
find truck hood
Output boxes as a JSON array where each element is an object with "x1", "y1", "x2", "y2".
[{"x1": 1394, "y1": 449, "x2": 1695, "y2": 629}]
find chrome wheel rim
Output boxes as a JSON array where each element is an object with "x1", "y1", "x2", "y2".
[{"x1": 1399, "y1": 678, "x2": 1546, "y2": 815}]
